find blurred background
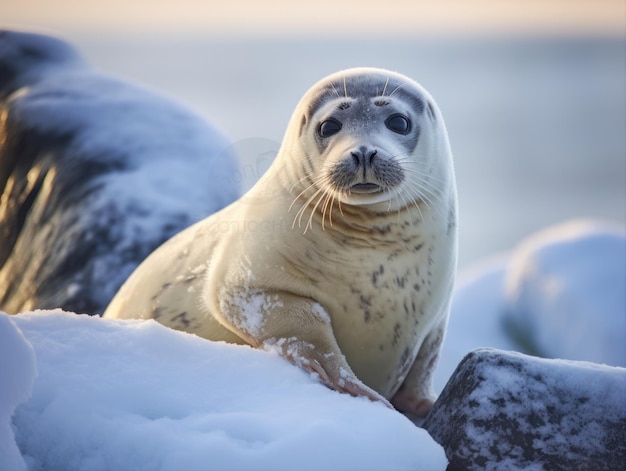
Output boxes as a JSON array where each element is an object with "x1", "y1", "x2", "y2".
[{"x1": 3, "y1": 0, "x2": 625, "y2": 270}]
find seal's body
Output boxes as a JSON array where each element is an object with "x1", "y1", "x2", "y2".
[{"x1": 105, "y1": 68, "x2": 457, "y2": 417}]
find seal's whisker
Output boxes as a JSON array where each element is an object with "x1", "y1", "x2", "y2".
[
  {"x1": 319, "y1": 189, "x2": 329, "y2": 230},
  {"x1": 290, "y1": 172, "x2": 338, "y2": 232},
  {"x1": 293, "y1": 186, "x2": 324, "y2": 229},
  {"x1": 386, "y1": 185, "x2": 405, "y2": 216},
  {"x1": 401, "y1": 172, "x2": 446, "y2": 204},
  {"x1": 408, "y1": 184, "x2": 447, "y2": 221},
  {"x1": 398, "y1": 167, "x2": 447, "y2": 202},
  {"x1": 406, "y1": 188, "x2": 426, "y2": 224},
  {"x1": 418, "y1": 183, "x2": 447, "y2": 209},
  {"x1": 330, "y1": 82, "x2": 341, "y2": 99},
  {"x1": 398, "y1": 186, "x2": 423, "y2": 224},
  {"x1": 393, "y1": 185, "x2": 419, "y2": 223},
  {"x1": 321, "y1": 190, "x2": 334, "y2": 231},
  {"x1": 343, "y1": 76, "x2": 348, "y2": 98},
  {"x1": 324, "y1": 182, "x2": 338, "y2": 230},
  {"x1": 394, "y1": 161, "x2": 449, "y2": 187},
  {"x1": 381, "y1": 76, "x2": 390, "y2": 97},
  {"x1": 306, "y1": 189, "x2": 329, "y2": 233},
  {"x1": 399, "y1": 180, "x2": 446, "y2": 215},
  {"x1": 413, "y1": 199, "x2": 425, "y2": 224},
  {"x1": 289, "y1": 180, "x2": 317, "y2": 212},
  {"x1": 391, "y1": 161, "x2": 448, "y2": 199},
  {"x1": 406, "y1": 176, "x2": 448, "y2": 217},
  {"x1": 388, "y1": 82, "x2": 408, "y2": 98},
  {"x1": 328, "y1": 193, "x2": 336, "y2": 227},
  {"x1": 289, "y1": 173, "x2": 328, "y2": 213},
  {"x1": 405, "y1": 183, "x2": 433, "y2": 212},
  {"x1": 289, "y1": 174, "x2": 315, "y2": 193},
  {"x1": 402, "y1": 165, "x2": 448, "y2": 186},
  {"x1": 388, "y1": 186, "x2": 405, "y2": 224},
  {"x1": 391, "y1": 154, "x2": 449, "y2": 185}
]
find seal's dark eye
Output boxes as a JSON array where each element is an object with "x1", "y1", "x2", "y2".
[
  {"x1": 319, "y1": 119, "x2": 342, "y2": 138},
  {"x1": 385, "y1": 114, "x2": 411, "y2": 134}
]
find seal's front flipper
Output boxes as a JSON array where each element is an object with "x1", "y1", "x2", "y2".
[
  {"x1": 265, "y1": 334, "x2": 392, "y2": 407},
  {"x1": 216, "y1": 289, "x2": 392, "y2": 407}
]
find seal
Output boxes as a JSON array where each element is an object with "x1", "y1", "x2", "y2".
[{"x1": 104, "y1": 67, "x2": 458, "y2": 417}]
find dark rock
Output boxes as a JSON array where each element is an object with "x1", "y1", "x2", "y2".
[
  {"x1": 424, "y1": 348, "x2": 626, "y2": 470},
  {"x1": 0, "y1": 30, "x2": 239, "y2": 315}
]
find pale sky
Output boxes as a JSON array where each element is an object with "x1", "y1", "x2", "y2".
[{"x1": 3, "y1": 0, "x2": 625, "y2": 36}]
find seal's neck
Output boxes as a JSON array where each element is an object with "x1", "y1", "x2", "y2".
[{"x1": 287, "y1": 190, "x2": 440, "y2": 245}]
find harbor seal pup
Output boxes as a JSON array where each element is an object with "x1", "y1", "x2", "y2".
[{"x1": 104, "y1": 67, "x2": 458, "y2": 417}]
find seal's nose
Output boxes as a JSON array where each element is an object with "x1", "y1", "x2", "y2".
[{"x1": 351, "y1": 146, "x2": 378, "y2": 168}]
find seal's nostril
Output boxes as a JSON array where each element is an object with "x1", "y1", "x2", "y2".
[
  {"x1": 369, "y1": 150, "x2": 378, "y2": 164},
  {"x1": 351, "y1": 151, "x2": 361, "y2": 166},
  {"x1": 351, "y1": 148, "x2": 378, "y2": 167}
]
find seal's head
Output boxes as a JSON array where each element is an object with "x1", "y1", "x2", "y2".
[{"x1": 282, "y1": 67, "x2": 452, "y2": 216}]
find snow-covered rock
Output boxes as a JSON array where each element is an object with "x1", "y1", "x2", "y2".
[
  {"x1": 436, "y1": 219, "x2": 626, "y2": 385},
  {"x1": 504, "y1": 220, "x2": 626, "y2": 366},
  {"x1": 0, "y1": 314, "x2": 36, "y2": 471},
  {"x1": 0, "y1": 30, "x2": 239, "y2": 315},
  {"x1": 7, "y1": 310, "x2": 447, "y2": 471},
  {"x1": 425, "y1": 348, "x2": 626, "y2": 471}
]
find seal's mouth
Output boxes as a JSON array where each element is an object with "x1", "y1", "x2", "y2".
[{"x1": 350, "y1": 183, "x2": 382, "y2": 194}]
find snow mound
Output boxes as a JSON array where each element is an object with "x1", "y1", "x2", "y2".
[
  {"x1": 504, "y1": 220, "x2": 626, "y2": 366},
  {"x1": 437, "y1": 219, "x2": 626, "y2": 390},
  {"x1": 9, "y1": 310, "x2": 446, "y2": 471},
  {"x1": 0, "y1": 30, "x2": 239, "y2": 315},
  {"x1": 0, "y1": 314, "x2": 36, "y2": 471}
]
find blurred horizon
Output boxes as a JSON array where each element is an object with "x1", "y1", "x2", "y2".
[{"x1": 3, "y1": 0, "x2": 625, "y2": 37}]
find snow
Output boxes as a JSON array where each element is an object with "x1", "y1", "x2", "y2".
[
  {"x1": 433, "y1": 255, "x2": 518, "y2": 392},
  {"x1": 425, "y1": 348, "x2": 626, "y2": 470},
  {"x1": 436, "y1": 219, "x2": 626, "y2": 393},
  {"x1": 311, "y1": 302, "x2": 332, "y2": 323},
  {"x1": 0, "y1": 30, "x2": 240, "y2": 314},
  {"x1": 227, "y1": 290, "x2": 282, "y2": 337},
  {"x1": 11, "y1": 33, "x2": 239, "y2": 229},
  {"x1": 466, "y1": 351, "x2": 626, "y2": 432},
  {"x1": 0, "y1": 315, "x2": 36, "y2": 471},
  {"x1": 5, "y1": 310, "x2": 446, "y2": 471},
  {"x1": 504, "y1": 220, "x2": 626, "y2": 366}
]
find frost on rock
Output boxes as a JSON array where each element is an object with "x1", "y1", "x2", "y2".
[
  {"x1": 424, "y1": 348, "x2": 626, "y2": 471},
  {"x1": 0, "y1": 30, "x2": 239, "y2": 315},
  {"x1": 503, "y1": 220, "x2": 626, "y2": 366},
  {"x1": 0, "y1": 313, "x2": 37, "y2": 471}
]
